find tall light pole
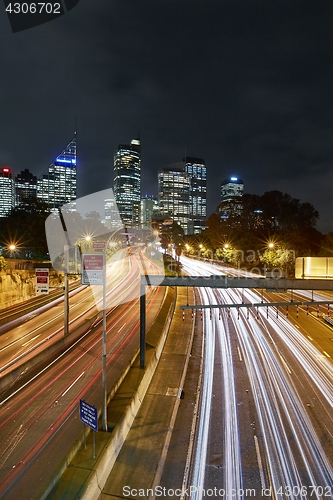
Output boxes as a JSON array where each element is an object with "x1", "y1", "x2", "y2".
[
  {"x1": 64, "y1": 244, "x2": 69, "y2": 336},
  {"x1": 58, "y1": 209, "x2": 71, "y2": 336},
  {"x1": 102, "y1": 253, "x2": 107, "y2": 430}
]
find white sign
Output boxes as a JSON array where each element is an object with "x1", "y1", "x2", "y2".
[
  {"x1": 35, "y1": 268, "x2": 49, "y2": 294},
  {"x1": 82, "y1": 254, "x2": 104, "y2": 285}
]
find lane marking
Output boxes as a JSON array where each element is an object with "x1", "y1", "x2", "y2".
[
  {"x1": 279, "y1": 354, "x2": 292, "y2": 374},
  {"x1": 61, "y1": 371, "x2": 85, "y2": 397},
  {"x1": 117, "y1": 323, "x2": 126, "y2": 332},
  {"x1": 21, "y1": 334, "x2": 41, "y2": 347},
  {"x1": 237, "y1": 346, "x2": 243, "y2": 361},
  {"x1": 254, "y1": 435, "x2": 266, "y2": 490},
  {"x1": 323, "y1": 351, "x2": 331, "y2": 358}
]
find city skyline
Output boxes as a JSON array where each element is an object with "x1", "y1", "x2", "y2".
[
  {"x1": 1, "y1": 1, "x2": 333, "y2": 232},
  {"x1": 0, "y1": 134, "x2": 330, "y2": 237}
]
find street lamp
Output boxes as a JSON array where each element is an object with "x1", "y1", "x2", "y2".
[
  {"x1": 8, "y1": 243, "x2": 17, "y2": 257},
  {"x1": 64, "y1": 244, "x2": 70, "y2": 336}
]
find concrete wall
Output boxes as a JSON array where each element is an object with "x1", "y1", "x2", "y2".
[{"x1": 0, "y1": 269, "x2": 64, "y2": 308}]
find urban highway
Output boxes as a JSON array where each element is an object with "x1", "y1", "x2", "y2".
[
  {"x1": 0, "y1": 250, "x2": 165, "y2": 499},
  {"x1": 178, "y1": 257, "x2": 333, "y2": 500}
]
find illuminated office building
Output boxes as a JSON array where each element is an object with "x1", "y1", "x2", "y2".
[
  {"x1": 37, "y1": 133, "x2": 77, "y2": 211},
  {"x1": 104, "y1": 197, "x2": 121, "y2": 230},
  {"x1": 15, "y1": 169, "x2": 37, "y2": 204},
  {"x1": 220, "y1": 176, "x2": 244, "y2": 220},
  {"x1": 184, "y1": 156, "x2": 207, "y2": 234},
  {"x1": 113, "y1": 138, "x2": 141, "y2": 225},
  {"x1": 0, "y1": 167, "x2": 15, "y2": 217},
  {"x1": 140, "y1": 195, "x2": 158, "y2": 225},
  {"x1": 158, "y1": 164, "x2": 190, "y2": 234}
]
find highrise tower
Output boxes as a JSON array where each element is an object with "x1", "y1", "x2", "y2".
[
  {"x1": 158, "y1": 163, "x2": 190, "y2": 234},
  {"x1": 113, "y1": 138, "x2": 141, "y2": 225},
  {"x1": 220, "y1": 176, "x2": 244, "y2": 221},
  {"x1": 15, "y1": 169, "x2": 37, "y2": 204},
  {"x1": 140, "y1": 195, "x2": 158, "y2": 226},
  {"x1": 184, "y1": 156, "x2": 207, "y2": 234},
  {"x1": 0, "y1": 167, "x2": 15, "y2": 217},
  {"x1": 37, "y1": 133, "x2": 77, "y2": 211}
]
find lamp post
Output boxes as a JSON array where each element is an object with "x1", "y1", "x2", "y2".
[
  {"x1": 57, "y1": 209, "x2": 71, "y2": 337},
  {"x1": 64, "y1": 244, "x2": 69, "y2": 336},
  {"x1": 102, "y1": 251, "x2": 107, "y2": 431},
  {"x1": 100, "y1": 227, "x2": 125, "y2": 430}
]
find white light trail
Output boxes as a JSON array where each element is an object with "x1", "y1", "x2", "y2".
[
  {"x1": 181, "y1": 256, "x2": 333, "y2": 498},
  {"x1": 183, "y1": 260, "x2": 243, "y2": 500},
  {"x1": 61, "y1": 371, "x2": 85, "y2": 397},
  {"x1": 190, "y1": 288, "x2": 214, "y2": 500}
]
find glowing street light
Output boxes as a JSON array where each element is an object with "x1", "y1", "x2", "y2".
[{"x1": 7, "y1": 243, "x2": 18, "y2": 258}]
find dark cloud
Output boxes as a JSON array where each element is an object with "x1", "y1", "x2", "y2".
[{"x1": 1, "y1": 0, "x2": 333, "y2": 231}]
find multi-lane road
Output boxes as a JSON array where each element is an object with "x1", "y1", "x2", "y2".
[
  {"x1": 180, "y1": 257, "x2": 333, "y2": 500},
  {"x1": 1, "y1": 253, "x2": 333, "y2": 499},
  {"x1": 0, "y1": 251, "x2": 165, "y2": 499}
]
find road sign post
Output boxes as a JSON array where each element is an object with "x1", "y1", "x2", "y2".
[
  {"x1": 80, "y1": 241, "x2": 108, "y2": 431},
  {"x1": 80, "y1": 399, "x2": 98, "y2": 430},
  {"x1": 35, "y1": 268, "x2": 49, "y2": 294},
  {"x1": 79, "y1": 399, "x2": 98, "y2": 459},
  {"x1": 81, "y1": 254, "x2": 104, "y2": 285}
]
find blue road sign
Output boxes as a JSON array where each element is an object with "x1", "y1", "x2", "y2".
[{"x1": 80, "y1": 399, "x2": 98, "y2": 431}]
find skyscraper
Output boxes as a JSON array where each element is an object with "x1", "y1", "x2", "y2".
[
  {"x1": 0, "y1": 167, "x2": 15, "y2": 217},
  {"x1": 15, "y1": 169, "x2": 37, "y2": 204},
  {"x1": 158, "y1": 164, "x2": 190, "y2": 234},
  {"x1": 184, "y1": 156, "x2": 207, "y2": 234},
  {"x1": 220, "y1": 176, "x2": 244, "y2": 221},
  {"x1": 37, "y1": 133, "x2": 77, "y2": 211},
  {"x1": 113, "y1": 138, "x2": 141, "y2": 225},
  {"x1": 140, "y1": 195, "x2": 158, "y2": 226},
  {"x1": 104, "y1": 197, "x2": 121, "y2": 230}
]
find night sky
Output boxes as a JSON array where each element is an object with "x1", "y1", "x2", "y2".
[{"x1": 1, "y1": 0, "x2": 333, "y2": 232}]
